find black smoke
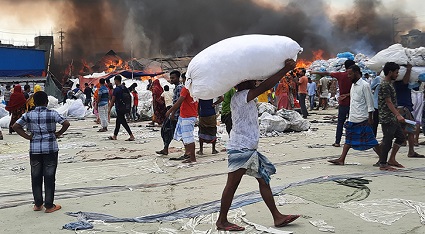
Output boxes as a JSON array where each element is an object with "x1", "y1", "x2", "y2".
[{"x1": 5, "y1": 0, "x2": 421, "y2": 64}]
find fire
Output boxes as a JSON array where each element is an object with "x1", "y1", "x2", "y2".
[
  {"x1": 296, "y1": 49, "x2": 325, "y2": 68},
  {"x1": 296, "y1": 59, "x2": 312, "y2": 69},
  {"x1": 104, "y1": 57, "x2": 123, "y2": 73},
  {"x1": 312, "y1": 49, "x2": 324, "y2": 60},
  {"x1": 79, "y1": 59, "x2": 93, "y2": 74}
]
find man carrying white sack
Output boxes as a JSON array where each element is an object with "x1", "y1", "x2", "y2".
[{"x1": 216, "y1": 59, "x2": 300, "y2": 231}]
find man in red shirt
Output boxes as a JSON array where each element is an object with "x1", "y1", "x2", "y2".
[
  {"x1": 296, "y1": 69, "x2": 309, "y2": 118},
  {"x1": 311, "y1": 60, "x2": 355, "y2": 147},
  {"x1": 166, "y1": 85, "x2": 198, "y2": 163}
]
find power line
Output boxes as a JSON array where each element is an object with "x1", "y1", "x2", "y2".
[{"x1": 0, "y1": 29, "x2": 56, "y2": 35}]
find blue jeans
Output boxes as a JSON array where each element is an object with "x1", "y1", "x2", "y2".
[
  {"x1": 30, "y1": 152, "x2": 58, "y2": 209},
  {"x1": 309, "y1": 95, "x2": 315, "y2": 110},
  {"x1": 335, "y1": 105, "x2": 350, "y2": 144}
]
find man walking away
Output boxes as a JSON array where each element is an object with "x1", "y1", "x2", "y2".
[{"x1": 108, "y1": 75, "x2": 135, "y2": 141}]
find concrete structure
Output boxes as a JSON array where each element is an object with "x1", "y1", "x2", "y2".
[
  {"x1": 34, "y1": 36, "x2": 54, "y2": 70},
  {"x1": 400, "y1": 29, "x2": 425, "y2": 48}
]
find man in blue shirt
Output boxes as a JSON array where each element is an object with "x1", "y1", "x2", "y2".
[
  {"x1": 307, "y1": 77, "x2": 317, "y2": 111},
  {"x1": 393, "y1": 64, "x2": 424, "y2": 159}
]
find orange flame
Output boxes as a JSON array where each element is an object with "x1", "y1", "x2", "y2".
[
  {"x1": 79, "y1": 59, "x2": 93, "y2": 75},
  {"x1": 104, "y1": 57, "x2": 123, "y2": 73},
  {"x1": 296, "y1": 49, "x2": 325, "y2": 68}
]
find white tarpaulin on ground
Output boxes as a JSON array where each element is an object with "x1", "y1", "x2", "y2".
[{"x1": 186, "y1": 34, "x2": 303, "y2": 100}]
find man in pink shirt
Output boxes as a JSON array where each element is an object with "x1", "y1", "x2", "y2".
[{"x1": 311, "y1": 60, "x2": 355, "y2": 147}]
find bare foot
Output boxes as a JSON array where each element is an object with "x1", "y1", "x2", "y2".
[
  {"x1": 182, "y1": 159, "x2": 196, "y2": 163},
  {"x1": 388, "y1": 161, "x2": 405, "y2": 168},
  {"x1": 328, "y1": 159, "x2": 344, "y2": 165},
  {"x1": 216, "y1": 221, "x2": 245, "y2": 231},
  {"x1": 274, "y1": 214, "x2": 300, "y2": 227},
  {"x1": 379, "y1": 165, "x2": 397, "y2": 171}
]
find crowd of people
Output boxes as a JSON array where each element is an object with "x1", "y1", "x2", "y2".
[{"x1": 2, "y1": 56, "x2": 425, "y2": 231}]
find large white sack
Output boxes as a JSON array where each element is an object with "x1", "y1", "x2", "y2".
[
  {"x1": 54, "y1": 102, "x2": 70, "y2": 117},
  {"x1": 365, "y1": 44, "x2": 409, "y2": 72},
  {"x1": 379, "y1": 66, "x2": 425, "y2": 82},
  {"x1": 259, "y1": 112, "x2": 289, "y2": 132},
  {"x1": 47, "y1": 96, "x2": 59, "y2": 109},
  {"x1": 258, "y1": 102, "x2": 276, "y2": 116},
  {"x1": 186, "y1": 34, "x2": 303, "y2": 100},
  {"x1": 366, "y1": 44, "x2": 425, "y2": 72},
  {"x1": 67, "y1": 99, "x2": 86, "y2": 118},
  {"x1": 0, "y1": 106, "x2": 8, "y2": 118},
  {"x1": 0, "y1": 115, "x2": 10, "y2": 128},
  {"x1": 290, "y1": 118, "x2": 311, "y2": 132}
]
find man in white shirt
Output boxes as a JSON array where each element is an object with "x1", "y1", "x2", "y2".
[{"x1": 328, "y1": 65, "x2": 380, "y2": 165}]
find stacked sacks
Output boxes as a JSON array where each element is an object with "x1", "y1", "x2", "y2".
[
  {"x1": 258, "y1": 103, "x2": 310, "y2": 134},
  {"x1": 258, "y1": 102, "x2": 276, "y2": 116},
  {"x1": 259, "y1": 112, "x2": 289, "y2": 133},
  {"x1": 186, "y1": 34, "x2": 303, "y2": 100},
  {"x1": 276, "y1": 109, "x2": 311, "y2": 132},
  {"x1": 309, "y1": 52, "x2": 375, "y2": 77}
]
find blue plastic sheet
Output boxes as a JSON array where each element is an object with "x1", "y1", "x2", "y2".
[
  {"x1": 418, "y1": 73, "x2": 425, "y2": 82},
  {"x1": 337, "y1": 52, "x2": 355, "y2": 61}
]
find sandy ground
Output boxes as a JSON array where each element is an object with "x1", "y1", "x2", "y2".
[{"x1": 0, "y1": 108, "x2": 425, "y2": 234}]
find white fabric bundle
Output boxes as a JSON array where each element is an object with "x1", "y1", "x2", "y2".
[
  {"x1": 67, "y1": 99, "x2": 86, "y2": 118},
  {"x1": 0, "y1": 115, "x2": 10, "y2": 128},
  {"x1": 367, "y1": 44, "x2": 425, "y2": 82},
  {"x1": 366, "y1": 44, "x2": 409, "y2": 71},
  {"x1": 379, "y1": 66, "x2": 425, "y2": 82},
  {"x1": 0, "y1": 106, "x2": 8, "y2": 118},
  {"x1": 259, "y1": 112, "x2": 289, "y2": 132},
  {"x1": 185, "y1": 34, "x2": 303, "y2": 100},
  {"x1": 47, "y1": 96, "x2": 59, "y2": 109}
]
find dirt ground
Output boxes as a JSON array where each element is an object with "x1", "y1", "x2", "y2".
[{"x1": 0, "y1": 108, "x2": 424, "y2": 234}]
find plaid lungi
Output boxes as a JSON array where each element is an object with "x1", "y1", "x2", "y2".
[{"x1": 344, "y1": 120, "x2": 378, "y2": 151}]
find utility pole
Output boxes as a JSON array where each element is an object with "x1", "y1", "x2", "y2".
[
  {"x1": 58, "y1": 29, "x2": 65, "y2": 70},
  {"x1": 131, "y1": 40, "x2": 134, "y2": 80}
]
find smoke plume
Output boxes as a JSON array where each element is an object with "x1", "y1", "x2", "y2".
[{"x1": 2, "y1": 0, "x2": 422, "y2": 63}]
